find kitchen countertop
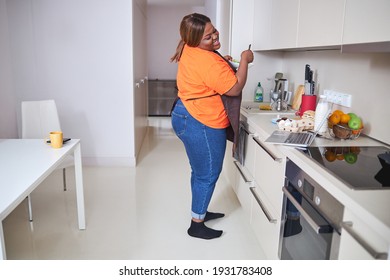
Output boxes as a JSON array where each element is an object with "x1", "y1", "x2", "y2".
[{"x1": 242, "y1": 111, "x2": 390, "y2": 243}]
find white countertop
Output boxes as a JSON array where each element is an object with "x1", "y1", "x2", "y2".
[{"x1": 242, "y1": 111, "x2": 390, "y2": 243}]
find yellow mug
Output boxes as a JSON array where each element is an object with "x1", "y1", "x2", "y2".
[{"x1": 49, "y1": 131, "x2": 63, "y2": 149}]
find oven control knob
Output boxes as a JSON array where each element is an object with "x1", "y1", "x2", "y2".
[
  {"x1": 298, "y1": 179, "x2": 303, "y2": 188},
  {"x1": 315, "y1": 196, "x2": 321, "y2": 205}
]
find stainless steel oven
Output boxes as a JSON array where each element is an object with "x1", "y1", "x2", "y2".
[
  {"x1": 234, "y1": 114, "x2": 250, "y2": 166},
  {"x1": 279, "y1": 159, "x2": 345, "y2": 260}
]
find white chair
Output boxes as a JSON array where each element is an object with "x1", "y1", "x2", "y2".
[{"x1": 21, "y1": 100, "x2": 74, "y2": 221}]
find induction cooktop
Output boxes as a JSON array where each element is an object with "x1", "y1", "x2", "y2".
[{"x1": 301, "y1": 146, "x2": 390, "y2": 190}]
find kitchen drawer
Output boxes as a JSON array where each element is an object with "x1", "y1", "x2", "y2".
[
  {"x1": 250, "y1": 182, "x2": 281, "y2": 260},
  {"x1": 223, "y1": 141, "x2": 237, "y2": 188},
  {"x1": 252, "y1": 136, "x2": 286, "y2": 212},
  {"x1": 338, "y1": 209, "x2": 389, "y2": 260},
  {"x1": 233, "y1": 161, "x2": 253, "y2": 219}
]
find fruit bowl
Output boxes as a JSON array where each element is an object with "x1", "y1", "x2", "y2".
[{"x1": 328, "y1": 122, "x2": 363, "y2": 140}]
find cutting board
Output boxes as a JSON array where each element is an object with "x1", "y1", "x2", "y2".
[{"x1": 291, "y1": 85, "x2": 305, "y2": 110}]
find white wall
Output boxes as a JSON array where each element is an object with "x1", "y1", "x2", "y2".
[
  {"x1": 146, "y1": 1, "x2": 236, "y2": 80},
  {"x1": 147, "y1": 6, "x2": 190, "y2": 80},
  {"x1": 5, "y1": 0, "x2": 136, "y2": 165},
  {"x1": 0, "y1": 0, "x2": 17, "y2": 138}
]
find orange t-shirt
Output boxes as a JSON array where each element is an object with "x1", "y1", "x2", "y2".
[{"x1": 177, "y1": 45, "x2": 237, "y2": 128}]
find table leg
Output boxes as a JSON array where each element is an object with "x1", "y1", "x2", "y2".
[
  {"x1": 74, "y1": 143, "x2": 86, "y2": 230},
  {"x1": 0, "y1": 221, "x2": 6, "y2": 260}
]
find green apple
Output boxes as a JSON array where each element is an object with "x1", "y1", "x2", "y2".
[
  {"x1": 344, "y1": 153, "x2": 358, "y2": 164},
  {"x1": 348, "y1": 113, "x2": 357, "y2": 119},
  {"x1": 348, "y1": 116, "x2": 362, "y2": 130}
]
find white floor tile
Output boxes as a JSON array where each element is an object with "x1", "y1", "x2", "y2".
[{"x1": 3, "y1": 121, "x2": 266, "y2": 260}]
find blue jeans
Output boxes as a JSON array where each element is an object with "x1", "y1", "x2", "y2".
[{"x1": 171, "y1": 99, "x2": 227, "y2": 220}]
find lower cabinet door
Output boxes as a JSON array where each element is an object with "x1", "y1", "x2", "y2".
[
  {"x1": 234, "y1": 161, "x2": 253, "y2": 220},
  {"x1": 338, "y1": 209, "x2": 389, "y2": 260},
  {"x1": 250, "y1": 183, "x2": 281, "y2": 260}
]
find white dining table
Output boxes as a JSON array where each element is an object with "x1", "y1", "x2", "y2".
[{"x1": 0, "y1": 139, "x2": 86, "y2": 260}]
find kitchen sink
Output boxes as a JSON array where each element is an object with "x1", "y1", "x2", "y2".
[{"x1": 241, "y1": 101, "x2": 297, "y2": 115}]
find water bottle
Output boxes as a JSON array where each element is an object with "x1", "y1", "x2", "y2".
[
  {"x1": 254, "y1": 82, "x2": 263, "y2": 102},
  {"x1": 314, "y1": 94, "x2": 329, "y2": 133}
]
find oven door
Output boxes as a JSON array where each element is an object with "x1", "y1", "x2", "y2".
[
  {"x1": 278, "y1": 183, "x2": 340, "y2": 260},
  {"x1": 234, "y1": 116, "x2": 250, "y2": 165}
]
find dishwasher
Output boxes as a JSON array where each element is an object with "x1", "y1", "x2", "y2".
[{"x1": 278, "y1": 159, "x2": 345, "y2": 260}]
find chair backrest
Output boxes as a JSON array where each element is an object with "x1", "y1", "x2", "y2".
[{"x1": 21, "y1": 100, "x2": 62, "y2": 139}]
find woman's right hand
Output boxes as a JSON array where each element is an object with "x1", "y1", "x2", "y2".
[{"x1": 240, "y1": 50, "x2": 254, "y2": 64}]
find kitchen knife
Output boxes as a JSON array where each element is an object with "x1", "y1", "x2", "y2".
[
  {"x1": 304, "y1": 64, "x2": 311, "y2": 95},
  {"x1": 305, "y1": 64, "x2": 310, "y2": 82}
]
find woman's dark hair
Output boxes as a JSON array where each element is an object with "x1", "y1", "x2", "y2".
[{"x1": 170, "y1": 13, "x2": 211, "y2": 62}]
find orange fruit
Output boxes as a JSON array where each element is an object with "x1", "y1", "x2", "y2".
[
  {"x1": 333, "y1": 110, "x2": 344, "y2": 117},
  {"x1": 350, "y1": 147, "x2": 361, "y2": 154},
  {"x1": 324, "y1": 150, "x2": 336, "y2": 162},
  {"x1": 329, "y1": 113, "x2": 341, "y2": 125},
  {"x1": 336, "y1": 154, "x2": 345, "y2": 160},
  {"x1": 340, "y1": 114, "x2": 351, "y2": 124}
]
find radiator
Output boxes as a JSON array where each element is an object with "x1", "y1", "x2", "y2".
[{"x1": 148, "y1": 79, "x2": 177, "y2": 116}]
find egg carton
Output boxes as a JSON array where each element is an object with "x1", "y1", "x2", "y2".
[{"x1": 277, "y1": 118, "x2": 314, "y2": 132}]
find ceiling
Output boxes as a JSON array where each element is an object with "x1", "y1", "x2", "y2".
[{"x1": 147, "y1": 0, "x2": 205, "y2": 6}]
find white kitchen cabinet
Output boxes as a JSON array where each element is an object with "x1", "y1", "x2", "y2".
[
  {"x1": 249, "y1": 135, "x2": 285, "y2": 259},
  {"x1": 223, "y1": 141, "x2": 237, "y2": 190},
  {"x1": 231, "y1": 0, "x2": 255, "y2": 56},
  {"x1": 252, "y1": 136, "x2": 286, "y2": 213},
  {"x1": 232, "y1": 123, "x2": 256, "y2": 219},
  {"x1": 269, "y1": 0, "x2": 299, "y2": 49},
  {"x1": 338, "y1": 209, "x2": 389, "y2": 260},
  {"x1": 342, "y1": 0, "x2": 390, "y2": 45},
  {"x1": 252, "y1": 0, "x2": 272, "y2": 50},
  {"x1": 253, "y1": 0, "x2": 299, "y2": 50},
  {"x1": 297, "y1": 0, "x2": 345, "y2": 48},
  {"x1": 133, "y1": 0, "x2": 149, "y2": 162},
  {"x1": 233, "y1": 161, "x2": 253, "y2": 219},
  {"x1": 250, "y1": 182, "x2": 281, "y2": 259},
  {"x1": 250, "y1": 0, "x2": 299, "y2": 50}
]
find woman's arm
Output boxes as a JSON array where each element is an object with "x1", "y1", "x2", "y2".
[{"x1": 224, "y1": 50, "x2": 253, "y2": 97}]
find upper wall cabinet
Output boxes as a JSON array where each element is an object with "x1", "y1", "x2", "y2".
[
  {"x1": 253, "y1": 0, "x2": 299, "y2": 50},
  {"x1": 251, "y1": 0, "x2": 390, "y2": 51},
  {"x1": 297, "y1": 0, "x2": 345, "y2": 48},
  {"x1": 342, "y1": 0, "x2": 390, "y2": 45},
  {"x1": 253, "y1": 0, "x2": 343, "y2": 51}
]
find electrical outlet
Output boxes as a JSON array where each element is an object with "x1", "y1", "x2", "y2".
[{"x1": 323, "y1": 89, "x2": 352, "y2": 107}]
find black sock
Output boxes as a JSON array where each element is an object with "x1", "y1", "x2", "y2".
[
  {"x1": 187, "y1": 221, "x2": 223, "y2": 240},
  {"x1": 204, "y1": 211, "x2": 225, "y2": 222}
]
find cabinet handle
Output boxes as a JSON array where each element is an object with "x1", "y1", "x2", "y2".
[
  {"x1": 341, "y1": 222, "x2": 388, "y2": 260},
  {"x1": 252, "y1": 137, "x2": 282, "y2": 162},
  {"x1": 250, "y1": 187, "x2": 277, "y2": 224},
  {"x1": 233, "y1": 161, "x2": 252, "y2": 183}
]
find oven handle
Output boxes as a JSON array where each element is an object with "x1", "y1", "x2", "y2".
[
  {"x1": 250, "y1": 187, "x2": 277, "y2": 224},
  {"x1": 252, "y1": 137, "x2": 282, "y2": 162},
  {"x1": 282, "y1": 187, "x2": 332, "y2": 234},
  {"x1": 341, "y1": 222, "x2": 388, "y2": 260},
  {"x1": 240, "y1": 124, "x2": 254, "y2": 136}
]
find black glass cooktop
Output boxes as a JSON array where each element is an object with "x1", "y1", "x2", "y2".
[{"x1": 301, "y1": 146, "x2": 390, "y2": 190}]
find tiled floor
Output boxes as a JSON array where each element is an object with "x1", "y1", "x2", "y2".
[{"x1": 3, "y1": 118, "x2": 266, "y2": 260}]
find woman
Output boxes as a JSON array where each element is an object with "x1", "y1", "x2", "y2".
[{"x1": 170, "y1": 13, "x2": 253, "y2": 240}]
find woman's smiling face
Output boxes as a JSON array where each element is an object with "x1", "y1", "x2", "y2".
[{"x1": 198, "y1": 22, "x2": 220, "y2": 51}]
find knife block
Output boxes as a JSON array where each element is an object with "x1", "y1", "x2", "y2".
[{"x1": 299, "y1": 95, "x2": 317, "y2": 116}]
